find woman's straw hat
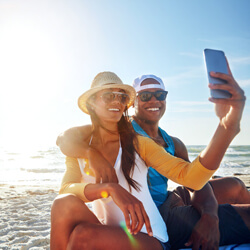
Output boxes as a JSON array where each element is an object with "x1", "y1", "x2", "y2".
[{"x1": 78, "y1": 71, "x2": 136, "y2": 114}]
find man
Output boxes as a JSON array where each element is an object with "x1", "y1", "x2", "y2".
[
  {"x1": 131, "y1": 74, "x2": 250, "y2": 205},
  {"x1": 56, "y1": 74, "x2": 250, "y2": 249},
  {"x1": 130, "y1": 74, "x2": 250, "y2": 249}
]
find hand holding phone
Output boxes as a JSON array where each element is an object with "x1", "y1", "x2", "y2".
[{"x1": 203, "y1": 49, "x2": 232, "y2": 99}]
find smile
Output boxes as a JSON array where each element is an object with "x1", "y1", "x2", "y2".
[
  {"x1": 108, "y1": 108, "x2": 120, "y2": 111},
  {"x1": 146, "y1": 107, "x2": 160, "y2": 111}
]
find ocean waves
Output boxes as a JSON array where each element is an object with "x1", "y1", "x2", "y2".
[
  {"x1": 0, "y1": 145, "x2": 250, "y2": 189},
  {"x1": 0, "y1": 147, "x2": 65, "y2": 189}
]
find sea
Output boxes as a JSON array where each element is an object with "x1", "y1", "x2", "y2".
[{"x1": 0, "y1": 145, "x2": 250, "y2": 192}]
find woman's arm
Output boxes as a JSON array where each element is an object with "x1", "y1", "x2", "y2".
[
  {"x1": 59, "y1": 156, "x2": 152, "y2": 236},
  {"x1": 84, "y1": 183, "x2": 153, "y2": 236}
]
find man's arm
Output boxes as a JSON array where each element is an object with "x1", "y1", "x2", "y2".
[
  {"x1": 171, "y1": 136, "x2": 190, "y2": 161},
  {"x1": 56, "y1": 125, "x2": 92, "y2": 158},
  {"x1": 56, "y1": 125, "x2": 118, "y2": 183},
  {"x1": 187, "y1": 183, "x2": 219, "y2": 249},
  {"x1": 171, "y1": 136, "x2": 220, "y2": 249}
]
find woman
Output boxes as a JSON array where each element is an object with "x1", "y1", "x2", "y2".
[{"x1": 51, "y1": 71, "x2": 246, "y2": 250}]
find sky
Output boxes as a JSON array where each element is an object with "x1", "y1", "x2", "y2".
[{"x1": 0, "y1": 0, "x2": 250, "y2": 150}]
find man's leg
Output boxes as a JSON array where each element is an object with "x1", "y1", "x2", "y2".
[
  {"x1": 232, "y1": 204, "x2": 250, "y2": 230},
  {"x1": 159, "y1": 198, "x2": 250, "y2": 249},
  {"x1": 209, "y1": 177, "x2": 250, "y2": 204},
  {"x1": 218, "y1": 204, "x2": 250, "y2": 246}
]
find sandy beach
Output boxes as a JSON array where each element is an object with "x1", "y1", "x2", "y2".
[
  {"x1": 0, "y1": 185, "x2": 57, "y2": 250},
  {"x1": 0, "y1": 174, "x2": 249, "y2": 249}
]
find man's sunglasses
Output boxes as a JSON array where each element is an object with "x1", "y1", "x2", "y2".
[
  {"x1": 137, "y1": 91, "x2": 168, "y2": 102},
  {"x1": 100, "y1": 92, "x2": 130, "y2": 105}
]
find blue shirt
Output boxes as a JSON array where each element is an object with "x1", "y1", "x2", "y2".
[{"x1": 131, "y1": 119, "x2": 175, "y2": 208}]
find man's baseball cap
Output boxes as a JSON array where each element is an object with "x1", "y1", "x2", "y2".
[{"x1": 132, "y1": 74, "x2": 165, "y2": 93}]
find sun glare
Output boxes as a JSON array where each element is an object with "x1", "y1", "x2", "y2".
[{"x1": 0, "y1": 21, "x2": 64, "y2": 151}]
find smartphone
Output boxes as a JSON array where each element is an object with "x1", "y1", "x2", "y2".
[{"x1": 203, "y1": 48, "x2": 232, "y2": 98}]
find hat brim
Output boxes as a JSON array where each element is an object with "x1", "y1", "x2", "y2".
[{"x1": 78, "y1": 84, "x2": 136, "y2": 114}]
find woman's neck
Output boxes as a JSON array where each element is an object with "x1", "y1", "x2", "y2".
[{"x1": 93, "y1": 123, "x2": 119, "y2": 146}]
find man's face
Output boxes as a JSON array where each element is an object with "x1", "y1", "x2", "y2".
[{"x1": 134, "y1": 78, "x2": 166, "y2": 124}]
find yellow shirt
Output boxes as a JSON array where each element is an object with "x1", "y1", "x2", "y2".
[{"x1": 59, "y1": 135, "x2": 215, "y2": 202}]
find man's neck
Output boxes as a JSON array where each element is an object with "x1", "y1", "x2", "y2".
[{"x1": 133, "y1": 116, "x2": 159, "y2": 138}]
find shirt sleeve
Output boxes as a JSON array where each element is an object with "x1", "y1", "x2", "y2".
[
  {"x1": 59, "y1": 156, "x2": 91, "y2": 202},
  {"x1": 137, "y1": 135, "x2": 216, "y2": 190}
]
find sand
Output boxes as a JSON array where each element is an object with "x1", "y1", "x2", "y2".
[
  {"x1": 0, "y1": 174, "x2": 249, "y2": 249},
  {"x1": 0, "y1": 186, "x2": 57, "y2": 250}
]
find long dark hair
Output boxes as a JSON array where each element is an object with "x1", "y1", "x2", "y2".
[{"x1": 86, "y1": 96, "x2": 140, "y2": 191}]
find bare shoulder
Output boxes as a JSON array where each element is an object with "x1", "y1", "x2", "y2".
[{"x1": 170, "y1": 136, "x2": 190, "y2": 161}]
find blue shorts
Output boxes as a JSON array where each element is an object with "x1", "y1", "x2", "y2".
[{"x1": 159, "y1": 191, "x2": 250, "y2": 249}]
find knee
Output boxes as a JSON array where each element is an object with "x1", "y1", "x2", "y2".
[
  {"x1": 51, "y1": 194, "x2": 84, "y2": 223},
  {"x1": 230, "y1": 177, "x2": 246, "y2": 194},
  {"x1": 68, "y1": 223, "x2": 99, "y2": 250},
  {"x1": 226, "y1": 177, "x2": 248, "y2": 203}
]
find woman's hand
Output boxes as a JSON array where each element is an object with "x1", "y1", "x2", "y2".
[
  {"x1": 209, "y1": 62, "x2": 246, "y2": 132},
  {"x1": 88, "y1": 148, "x2": 118, "y2": 183},
  {"x1": 108, "y1": 183, "x2": 153, "y2": 236}
]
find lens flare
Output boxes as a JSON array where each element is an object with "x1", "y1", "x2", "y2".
[
  {"x1": 119, "y1": 221, "x2": 139, "y2": 249},
  {"x1": 101, "y1": 191, "x2": 108, "y2": 198}
]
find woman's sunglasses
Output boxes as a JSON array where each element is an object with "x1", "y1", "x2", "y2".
[
  {"x1": 100, "y1": 92, "x2": 130, "y2": 105},
  {"x1": 137, "y1": 91, "x2": 168, "y2": 102}
]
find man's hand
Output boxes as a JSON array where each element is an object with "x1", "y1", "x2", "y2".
[
  {"x1": 187, "y1": 182, "x2": 220, "y2": 250},
  {"x1": 185, "y1": 213, "x2": 220, "y2": 250},
  {"x1": 209, "y1": 61, "x2": 246, "y2": 132}
]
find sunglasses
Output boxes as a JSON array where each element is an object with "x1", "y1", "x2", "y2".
[
  {"x1": 100, "y1": 91, "x2": 130, "y2": 105},
  {"x1": 137, "y1": 91, "x2": 168, "y2": 102}
]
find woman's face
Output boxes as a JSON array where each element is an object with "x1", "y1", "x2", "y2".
[{"x1": 91, "y1": 88, "x2": 129, "y2": 124}]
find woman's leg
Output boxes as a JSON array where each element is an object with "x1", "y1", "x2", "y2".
[
  {"x1": 50, "y1": 194, "x2": 100, "y2": 250},
  {"x1": 68, "y1": 223, "x2": 164, "y2": 250},
  {"x1": 209, "y1": 177, "x2": 250, "y2": 204},
  {"x1": 50, "y1": 194, "x2": 164, "y2": 250}
]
